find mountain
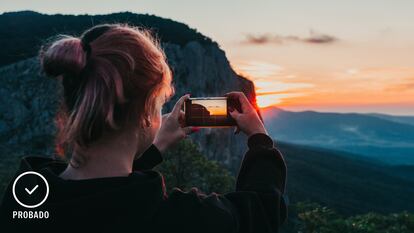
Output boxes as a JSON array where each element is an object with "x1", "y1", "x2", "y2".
[
  {"x1": 0, "y1": 11, "x2": 256, "y2": 172},
  {"x1": 263, "y1": 107, "x2": 414, "y2": 165},
  {"x1": 369, "y1": 113, "x2": 414, "y2": 126},
  {"x1": 0, "y1": 11, "x2": 215, "y2": 67},
  {"x1": 278, "y1": 142, "x2": 414, "y2": 215}
]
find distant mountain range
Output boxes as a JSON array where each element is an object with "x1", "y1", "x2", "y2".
[
  {"x1": 368, "y1": 113, "x2": 414, "y2": 126},
  {"x1": 263, "y1": 107, "x2": 414, "y2": 165},
  {"x1": 278, "y1": 142, "x2": 414, "y2": 215}
]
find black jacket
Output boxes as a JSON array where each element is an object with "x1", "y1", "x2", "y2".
[{"x1": 0, "y1": 133, "x2": 287, "y2": 233}]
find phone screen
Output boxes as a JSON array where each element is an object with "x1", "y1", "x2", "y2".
[{"x1": 185, "y1": 97, "x2": 236, "y2": 127}]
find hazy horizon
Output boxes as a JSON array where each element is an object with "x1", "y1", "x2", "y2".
[{"x1": 2, "y1": 0, "x2": 414, "y2": 115}]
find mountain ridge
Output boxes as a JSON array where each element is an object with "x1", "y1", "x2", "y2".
[
  {"x1": 369, "y1": 113, "x2": 414, "y2": 126},
  {"x1": 263, "y1": 107, "x2": 414, "y2": 165},
  {"x1": 0, "y1": 11, "x2": 216, "y2": 67},
  {"x1": 278, "y1": 141, "x2": 414, "y2": 215}
]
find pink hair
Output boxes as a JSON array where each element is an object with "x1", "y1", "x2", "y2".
[{"x1": 40, "y1": 24, "x2": 173, "y2": 156}]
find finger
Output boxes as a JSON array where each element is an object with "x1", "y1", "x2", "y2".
[
  {"x1": 162, "y1": 113, "x2": 170, "y2": 121},
  {"x1": 234, "y1": 126, "x2": 241, "y2": 135},
  {"x1": 178, "y1": 111, "x2": 186, "y2": 127},
  {"x1": 182, "y1": 126, "x2": 193, "y2": 135},
  {"x1": 179, "y1": 110, "x2": 185, "y2": 120},
  {"x1": 225, "y1": 91, "x2": 252, "y2": 113},
  {"x1": 171, "y1": 94, "x2": 190, "y2": 117},
  {"x1": 229, "y1": 108, "x2": 242, "y2": 134},
  {"x1": 228, "y1": 107, "x2": 241, "y2": 120}
]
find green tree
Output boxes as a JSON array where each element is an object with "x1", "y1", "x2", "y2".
[
  {"x1": 155, "y1": 139, "x2": 235, "y2": 194},
  {"x1": 293, "y1": 202, "x2": 414, "y2": 233}
]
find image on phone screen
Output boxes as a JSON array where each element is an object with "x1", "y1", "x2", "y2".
[{"x1": 185, "y1": 97, "x2": 236, "y2": 127}]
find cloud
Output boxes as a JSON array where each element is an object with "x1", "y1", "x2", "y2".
[
  {"x1": 244, "y1": 34, "x2": 275, "y2": 44},
  {"x1": 243, "y1": 30, "x2": 338, "y2": 45},
  {"x1": 303, "y1": 33, "x2": 337, "y2": 44}
]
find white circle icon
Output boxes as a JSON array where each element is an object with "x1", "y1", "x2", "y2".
[{"x1": 12, "y1": 171, "x2": 49, "y2": 208}]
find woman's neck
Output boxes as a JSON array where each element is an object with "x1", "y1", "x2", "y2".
[
  {"x1": 59, "y1": 129, "x2": 141, "y2": 180},
  {"x1": 60, "y1": 154, "x2": 133, "y2": 180}
]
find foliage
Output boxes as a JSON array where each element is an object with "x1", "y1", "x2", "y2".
[
  {"x1": 291, "y1": 202, "x2": 414, "y2": 233},
  {"x1": 155, "y1": 139, "x2": 235, "y2": 194}
]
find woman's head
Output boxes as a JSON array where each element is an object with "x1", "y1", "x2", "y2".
[{"x1": 41, "y1": 24, "x2": 173, "y2": 156}]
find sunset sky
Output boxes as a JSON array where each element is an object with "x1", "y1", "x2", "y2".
[
  {"x1": 193, "y1": 99, "x2": 227, "y2": 116},
  {"x1": 2, "y1": 0, "x2": 414, "y2": 115}
]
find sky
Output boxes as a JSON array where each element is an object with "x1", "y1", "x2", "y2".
[
  {"x1": 193, "y1": 99, "x2": 227, "y2": 116},
  {"x1": 2, "y1": 0, "x2": 414, "y2": 115}
]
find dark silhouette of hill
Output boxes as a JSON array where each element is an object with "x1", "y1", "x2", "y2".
[
  {"x1": 278, "y1": 141, "x2": 414, "y2": 215},
  {"x1": 0, "y1": 11, "x2": 215, "y2": 67},
  {"x1": 263, "y1": 107, "x2": 414, "y2": 165},
  {"x1": 191, "y1": 103, "x2": 211, "y2": 117}
]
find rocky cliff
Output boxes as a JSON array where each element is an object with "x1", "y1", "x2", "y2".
[
  {"x1": 0, "y1": 18, "x2": 256, "y2": 172},
  {"x1": 163, "y1": 42, "x2": 256, "y2": 171}
]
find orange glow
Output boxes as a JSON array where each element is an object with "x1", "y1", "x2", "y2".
[
  {"x1": 232, "y1": 61, "x2": 313, "y2": 108},
  {"x1": 233, "y1": 60, "x2": 414, "y2": 114},
  {"x1": 256, "y1": 93, "x2": 298, "y2": 108},
  {"x1": 256, "y1": 95, "x2": 281, "y2": 108}
]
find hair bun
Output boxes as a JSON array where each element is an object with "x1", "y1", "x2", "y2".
[{"x1": 41, "y1": 37, "x2": 87, "y2": 77}]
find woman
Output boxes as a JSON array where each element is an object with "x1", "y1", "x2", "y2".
[{"x1": 0, "y1": 24, "x2": 287, "y2": 233}]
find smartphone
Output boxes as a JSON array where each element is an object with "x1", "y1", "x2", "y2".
[{"x1": 184, "y1": 97, "x2": 240, "y2": 127}]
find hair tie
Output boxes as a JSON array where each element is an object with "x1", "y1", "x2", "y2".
[
  {"x1": 81, "y1": 25, "x2": 114, "y2": 58},
  {"x1": 81, "y1": 41, "x2": 92, "y2": 57}
]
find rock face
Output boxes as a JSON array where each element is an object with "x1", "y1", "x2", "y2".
[
  {"x1": 0, "y1": 41, "x2": 256, "y2": 172},
  {"x1": 0, "y1": 58, "x2": 60, "y2": 156},
  {"x1": 163, "y1": 42, "x2": 256, "y2": 171}
]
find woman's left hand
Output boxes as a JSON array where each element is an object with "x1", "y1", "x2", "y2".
[{"x1": 153, "y1": 94, "x2": 199, "y2": 153}]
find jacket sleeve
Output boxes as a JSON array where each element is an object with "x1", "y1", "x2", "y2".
[
  {"x1": 132, "y1": 144, "x2": 163, "y2": 171},
  {"x1": 154, "y1": 133, "x2": 287, "y2": 233}
]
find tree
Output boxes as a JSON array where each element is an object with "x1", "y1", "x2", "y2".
[
  {"x1": 155, "y1": 139, "x2": 235, "y2": 194},
  {"x1": 292, "y1": 202, "x2": 414, "y2": 233}
]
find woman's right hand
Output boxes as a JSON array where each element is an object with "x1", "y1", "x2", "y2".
[
  {"x1": 225, "y1": 92, "x2": 268, "y2": 137},
  {"x1": 153, "y1": 94, "x2": 198, "y2": 153}
]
